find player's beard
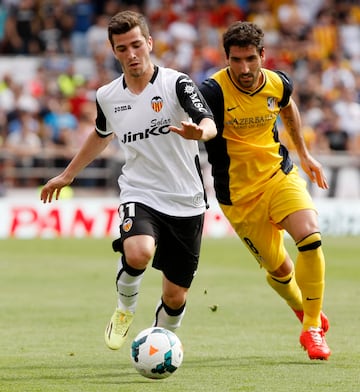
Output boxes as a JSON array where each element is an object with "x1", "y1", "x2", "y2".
[
  {"x1": 126, "y1": 59, "x2": 152, "y2": 79},
  {"x1": 128, "y1": 65, "x2": 144, "y2": 78},
  {"x1": 237, "y1": 68, "x2": 261, "y2": 90}
]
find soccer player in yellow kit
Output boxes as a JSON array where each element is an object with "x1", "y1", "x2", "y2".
[{"x1": 200, "y1": 21, "x2": 331, "y2": 360}]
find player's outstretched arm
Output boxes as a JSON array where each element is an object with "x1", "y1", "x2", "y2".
[
  {"x1": 169, "y1": 118, "x2": 216, "y2": 141},
  {"x1": 40, "y1": 130, "x2": 113, "y2": 203}
]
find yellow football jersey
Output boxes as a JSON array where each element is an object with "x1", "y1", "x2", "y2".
[{"x1": 200, "y1": 67, "x2": 294, "y2": 205}]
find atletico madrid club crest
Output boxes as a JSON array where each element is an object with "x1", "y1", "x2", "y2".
[{"x1": 267, "y1": 97, "x2": 277, "y2": 110}]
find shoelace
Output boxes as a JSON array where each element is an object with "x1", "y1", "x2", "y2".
[
  {"x1": 308, "y1": 329, "x2": 323, "y2": 346},
  {"x1": 114, "y1": 312, "x2": 130, "y2": 334}
]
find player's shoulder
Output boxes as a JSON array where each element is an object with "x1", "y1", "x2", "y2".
[
  {"x1": 158, "y1": 65, "x2": 190, "y2": 84},
  {"x1": 96, "y1": 75, "x2": 123, "y2": 100},
  {"x1": 158, "y1": 65, "x2": 181, "y2": 76},
  {"x1": 263, "y1": 69, "x2": 293, "y2": 106},
  {"x1": 200, "y1": 67, "x2": 226, "y2": 88},
  {"x1": 199, "y1": 69, "x2": 224, "y2": 99},
  {"x1": 264, "y1": 68, "x2": 293, "y2": 89}
]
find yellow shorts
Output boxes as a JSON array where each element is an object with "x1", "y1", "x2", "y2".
[{"x1": 220, "y1": 168, "x2": 316, "y2": 272}]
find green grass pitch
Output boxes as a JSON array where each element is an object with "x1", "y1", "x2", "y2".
[{"x1": 1, "y1": 236, "x2": 359, "y2": 391}]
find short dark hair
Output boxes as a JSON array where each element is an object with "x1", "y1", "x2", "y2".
[
  {"x1": 223, "y1": 21, "x2": 264, "y2": 57},
  {"x1": 108, "y1": 10, "x2": 150, "y2": 48}
]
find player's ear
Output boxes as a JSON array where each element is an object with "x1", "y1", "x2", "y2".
[
  {"x1": 148, "y1": 35, "x2": 153, "y2": 52},
  {"x1": 260, "y1": 47, "x2": 265, "y2": 63}
]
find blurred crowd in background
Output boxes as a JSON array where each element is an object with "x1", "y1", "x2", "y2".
[{"x1": 1, "y1": 0, "x2": 360, "y2": 197}]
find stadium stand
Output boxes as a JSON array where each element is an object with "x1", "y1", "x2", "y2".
[{"x1": 1, "y1": 0, "x2": 360, "y2": 198}]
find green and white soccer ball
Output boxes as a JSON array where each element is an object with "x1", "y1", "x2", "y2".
[{"x1": 130, "y1": 327, "x2": 184, "y2": 379}]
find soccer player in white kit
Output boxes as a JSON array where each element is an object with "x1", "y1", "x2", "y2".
[{"x1": 40, "y1": 10, "x2": 217, "y2": 350}]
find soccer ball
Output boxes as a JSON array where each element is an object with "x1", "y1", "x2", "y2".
[{"x1": 130, "y1": 327, "x2": 184, "y2": 379}]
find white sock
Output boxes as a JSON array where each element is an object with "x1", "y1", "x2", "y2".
[
  {"x1": 116, "y1": 256, "x2": 145, "y2": 313},
  {"x1": 153, "y1": 299, "x2": 186, "y2": 331}
]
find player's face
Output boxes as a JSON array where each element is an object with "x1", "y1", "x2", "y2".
[
  {"x1": 227, "y1": 45, "x2": 264, "y2": 90},
  {"x1": 112, "y1": 26, "x2": 153, "y2": 78}
]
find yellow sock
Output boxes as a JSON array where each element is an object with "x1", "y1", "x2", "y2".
[
  {"x1": 295, "y1": 232, "x2": 325, "y2": 330},
  {"x1": 266, "y1": 271, "x2": 303, "y2": 311}
]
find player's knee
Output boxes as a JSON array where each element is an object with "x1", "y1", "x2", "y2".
[
  {"x1": 123, "y1": 237, "x2": 155, "y2": 268},
  {"x1": 125, "y1": 248, "x2": 153, "y2": 268},
  {"x1": 296, "y1": 232, "x2": 322, "y2": 252}
]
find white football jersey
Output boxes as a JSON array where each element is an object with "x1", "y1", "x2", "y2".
[{"x1": 95, "y1": 66, "x2": 214, "y2": 216}]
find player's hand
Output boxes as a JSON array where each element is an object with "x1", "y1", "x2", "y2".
[
  {"x1": 169, "y1": 121, "x2": 204, "y2": 140},
  {"x1": 300, "y1": 155, "x2": 329, "y2": 190},
  {"x1": 40, "y1": 174, "x2": 74, "y2": 203}
]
